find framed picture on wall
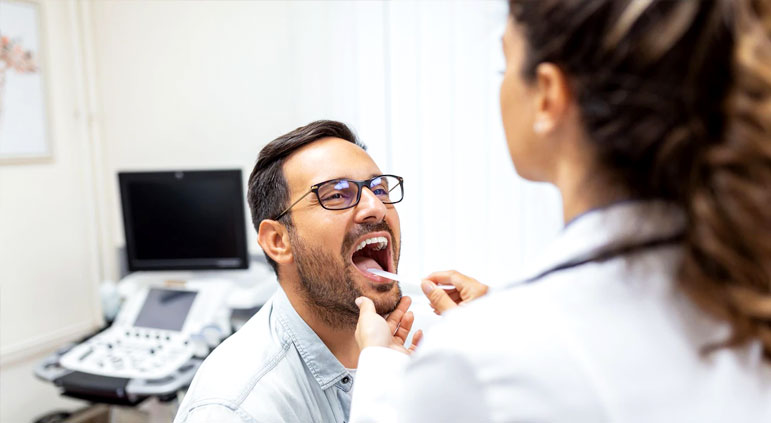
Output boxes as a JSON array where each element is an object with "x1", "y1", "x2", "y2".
[{"x1": 0, "y1": 0, "x2": 52, "y2": 164}]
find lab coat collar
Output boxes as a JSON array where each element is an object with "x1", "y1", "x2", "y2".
[
  {"x1": 273, "y1": 287, "x2": 351, "y2": 390},
  {"x1": 518, "y1": 199, "x2": 685, "y2": 283}
]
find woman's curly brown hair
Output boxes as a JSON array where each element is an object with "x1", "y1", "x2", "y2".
[{"x1": 510, "y1": 0, "x2": 771, "y2": 360}]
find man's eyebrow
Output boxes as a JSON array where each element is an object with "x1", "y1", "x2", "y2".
[{"x1": 317, "y1": 173, "x2": 383, "y2": 183}]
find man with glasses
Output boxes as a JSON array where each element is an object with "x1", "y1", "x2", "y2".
[{"x1": 174, "y1": 120, "x2": 418, "y2": 423}]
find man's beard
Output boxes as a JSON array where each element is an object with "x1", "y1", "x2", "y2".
[{"x1": 288, "y1": 221, "x2": 401, "y2": 329}]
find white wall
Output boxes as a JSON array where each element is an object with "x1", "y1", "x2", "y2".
[
  {"x1": 0, "y1": 0, "x2": 101, "y2": 364},
  {"x1": 0, "y1": 0, "x2": 566, "y2": 359},
  {"x1": 0, "y1": 0, "x2": 101, "y2": 420},
  {"x1": 1, "y1": 1, "x2": 563, "y2": 418},
  {"x1": 87, "y1": 0, "x2": 562, "y2": 287},
  {"x1": 87, "y1": 0, "x2": 393, "y2": 280}
]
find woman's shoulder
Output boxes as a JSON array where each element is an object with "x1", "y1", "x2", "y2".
[{"x1": 416, "y1": 250, "x2": 682, "y2": 381}]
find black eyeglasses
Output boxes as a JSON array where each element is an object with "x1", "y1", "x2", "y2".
[{"x1": 274, "y1": 174, "x2": 404, "y2": 220}]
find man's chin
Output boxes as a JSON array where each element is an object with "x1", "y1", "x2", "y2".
[{"x1": 365, "y1": 286, "x2": 402, "y2": 315}]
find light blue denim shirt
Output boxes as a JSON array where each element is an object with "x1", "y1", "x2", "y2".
[{"x1": 174, "y1": 287, "x2": 355, "y2": 423}]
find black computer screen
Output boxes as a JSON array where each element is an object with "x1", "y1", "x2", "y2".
[
  {"x1": 133, "y1": 288, "x2": 198, "y2": 331},
  {"x1": 119, "y1": 170, "x2": 248, "y2": 271}
]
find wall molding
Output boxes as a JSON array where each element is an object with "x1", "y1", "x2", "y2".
[{"x1": 73, "y1": 0, "x2": 110, "y2": 324}]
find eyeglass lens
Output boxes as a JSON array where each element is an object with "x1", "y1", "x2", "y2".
[{"x1": 316, "y1": 175, "x2": 402, "y2": 210}]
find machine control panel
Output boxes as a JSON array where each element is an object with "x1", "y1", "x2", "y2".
[{"x1": 60, "y1": 284, "x2": 225, "y2": 380}]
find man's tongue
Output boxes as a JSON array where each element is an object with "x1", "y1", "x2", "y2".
[{"x1": 353, "y1": 255, "x2": 383, "y2": 273}]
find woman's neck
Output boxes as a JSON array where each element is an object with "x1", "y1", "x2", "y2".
[{"x1": 553, "y1": 156, "x2": 629, "y2": 224}]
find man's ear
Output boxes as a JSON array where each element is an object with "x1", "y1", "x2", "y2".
[{"x1": 257, "y1": 219, "x2": 293, "y2": 266}]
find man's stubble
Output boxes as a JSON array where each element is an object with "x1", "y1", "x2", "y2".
[{"x1": 288, "y1": 221, "x2": 402, "y2": 329}]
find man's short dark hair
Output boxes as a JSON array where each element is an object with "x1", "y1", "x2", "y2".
[{"x1": 247, "y1": 120, "x2": 366, "y2": 275}]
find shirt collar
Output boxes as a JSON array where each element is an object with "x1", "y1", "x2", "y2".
[
  {"x1": 273, "y1": 287, "x2": 351, "y2": 390},
  {"x1": 516, "y1": 199, "x2": 685, "y2": 282}
]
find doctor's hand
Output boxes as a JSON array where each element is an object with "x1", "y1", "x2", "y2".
[
  {"x1": 422, "y1": 270, "x2": 489, "y2": 315},
  {"x1": 355, "y1": 296, "x2": 423, "y2": 354}
]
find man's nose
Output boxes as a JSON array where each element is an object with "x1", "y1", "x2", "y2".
[{"x1": 354, "y1": 187, "x2": 387, "y2": 223}]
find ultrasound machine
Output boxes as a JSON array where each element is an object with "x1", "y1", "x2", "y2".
[{"x1": 35, "y1": 169, "x2": 276, "y2": 405}]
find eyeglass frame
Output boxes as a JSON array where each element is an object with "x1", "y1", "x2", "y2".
[{"x1": 273, "y1": 174, "x2": 404, "y2": 221}]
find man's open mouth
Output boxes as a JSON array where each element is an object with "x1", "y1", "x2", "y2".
[{"x1": 350, "y1": 232, "x2": 393, "y2": 282}]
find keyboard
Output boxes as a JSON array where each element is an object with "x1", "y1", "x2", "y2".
[{"x1": 59, "y1": 326, "x2": 194, "y2": 380}]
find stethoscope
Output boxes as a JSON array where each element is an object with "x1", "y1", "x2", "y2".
[{"x1": 503, "y1": 231, "x2": 685, "y2": 289}]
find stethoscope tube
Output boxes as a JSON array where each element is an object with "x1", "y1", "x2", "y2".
[{"x1": 504, "y1": 232, "x2": 685, "y2": 289}]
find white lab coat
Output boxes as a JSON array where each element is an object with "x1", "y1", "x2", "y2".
[{"x1": 350, "y1": 201, "x2": 771, "y2": 422}]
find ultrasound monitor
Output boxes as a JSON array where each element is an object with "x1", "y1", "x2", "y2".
[{"x1": 118, "y1": 169, "x2": 249, "y2": 271}]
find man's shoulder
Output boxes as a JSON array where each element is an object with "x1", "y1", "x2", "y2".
[
  {"x1": 177, "y1": 299, "x2": 306, "y2": 417},
  {"x1": 190, "y1": 319, "x2": 290, "y2": 395}
]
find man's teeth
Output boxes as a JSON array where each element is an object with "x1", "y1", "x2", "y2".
[{"x1": 354, "y1": 236, "x2": 388, "y2": 252}]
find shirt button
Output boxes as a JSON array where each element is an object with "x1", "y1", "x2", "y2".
[{"x1": 342, "y1": 376, "x2": 350, "y2": 384}]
